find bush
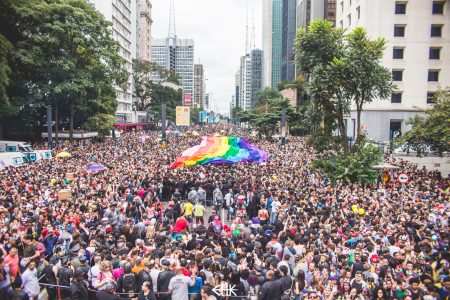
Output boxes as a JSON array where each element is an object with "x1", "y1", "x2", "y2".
[{"x1": 312, "y1": 139, "x2": 382, "y2": 183}]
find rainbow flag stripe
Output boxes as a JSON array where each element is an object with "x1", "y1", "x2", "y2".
[{"x1": 170, "y1": 136, "x2": 267, "y2": 169}]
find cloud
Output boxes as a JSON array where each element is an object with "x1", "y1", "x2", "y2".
[{"x1": 151, "y1": 0, "x2": 262, "y2": 115}]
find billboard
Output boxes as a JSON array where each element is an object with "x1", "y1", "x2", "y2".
[
  {"x1": 176, "y1": 106, "x2": 190, "y2": 126},
  {"x1": 199, "y1": 111, "x2": 207, "y2": 123},
  {"x1": 184, "y1": 93, "x2": 192, "y2": 105}
]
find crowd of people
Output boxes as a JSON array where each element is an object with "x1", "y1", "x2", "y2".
[{"x1": 0, "y1": 124, "x2": 448, "y2": 300}]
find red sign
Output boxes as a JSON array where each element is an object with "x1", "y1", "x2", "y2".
[
  {"x1": 184, "y1": 93, "x2": 192, "y2": 105},
  {"x1": 397, "y1": 173, "x2": 410, "y2": 184}
]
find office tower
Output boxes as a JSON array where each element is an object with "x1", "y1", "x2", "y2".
[
  {"x1": 193, "y1": 64, "x2": 204, "y2": 108},
  {"x1": 282, "y1": 0, "x2": 297, "y2": 83},
  {"x1": 263, "y1": 0, "x2": 283, "y2": 89},
  {"x1": 337, "y1": 0, "x2": 449, "y2": 142},
  {"x1": 296, "y1": 0, "x2": 336, "y2": 29},
  {"x1": 151, "y1": 38, "x2": 194, "y2": 98}
]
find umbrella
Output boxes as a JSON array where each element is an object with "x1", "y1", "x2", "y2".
[
  {"x1": 85, "y1": 164, "x2": 107, "y2": 173},
  {"x1": 56, "y1": 151, "x2": 71, "y2": 158}
]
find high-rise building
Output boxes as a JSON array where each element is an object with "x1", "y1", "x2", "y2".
[
  {"x1": 337, "y1": 0, "x2": 449, "y2": 142},
  {"x1": 263, "y1": 0, "x2": 283, "y2": 89},
  {"x1": 238, "y1": 49, "x2": 263, "y2": 111},
  {"x1": 250, "y1": 49, "x2": 263, "y2": 106},
  {"x1": 296, "y1": 0, "x2": 336, "y2": 29},
  {"x1": 92, "y1": 0, "x2": 136, "y2": 122},
  {"x1": 239, "y1": 54, "x2": 253, "y2": 110},
  {"x1": 234, "y1": 71, "x2": 240, "y2": 108},
  {"x1": 282, "y1": 0, "x2": 297, "y2": 83},
  {"x1": 151, "y1": 37, "x2": 195, "y2": 97},
  {"x1": 193, "y1": 64, "x2": 204, "y2": 108},
  {"x1": 139, "y1": 0, "x2": 152, "y2": 61}
]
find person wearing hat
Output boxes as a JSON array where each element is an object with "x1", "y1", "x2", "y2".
[
  {"x1": 157, "y1": 259, "x2": 175, "y2": 300},
  {"x1": 137, "y1": 262, "x2": 153, "y2": 292},
  {"x1": 70, "y1": 267, "x2": 88, "y2": 300}
]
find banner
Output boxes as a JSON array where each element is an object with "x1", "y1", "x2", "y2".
[
  {"x1": 199, "y1": 111, "x2": 207, "y2": 123},
  {"x1": 176, "y1": 106, "x2": 190, "y2": 126}
]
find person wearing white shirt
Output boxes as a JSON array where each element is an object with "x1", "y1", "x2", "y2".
[{"x1": 21, "y1": 261, "x2": 40, "y2": 300}]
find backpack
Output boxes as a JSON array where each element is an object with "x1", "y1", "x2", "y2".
[
  {"x1": 213, "y1": 223, "x2": 222, "y2": 235},
  {"x1": 122, "y1": 273, "x2": 137, "y2": 292}
]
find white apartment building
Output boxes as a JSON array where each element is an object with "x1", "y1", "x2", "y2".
[
  {"x1": 92, "y1": 0, "x2": 135, "y2": 123},
  {"x1": 151, "y1": 37, "x2": 195, "y2": 97},
  {"x1": 337, "y1": 0, "x2": 450, "y2": 142},
  {"x1": 139, "y1": 0, "x2": 152, "y2": 61},
  {"x1": 240, "y1": 54, "x2": 253, "y2": 110}
]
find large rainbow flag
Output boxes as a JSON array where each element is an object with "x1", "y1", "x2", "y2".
[{"x1": 170, "y1": 136, "x2": 267, "y2": 169}]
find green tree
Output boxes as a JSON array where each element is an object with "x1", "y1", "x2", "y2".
[
  {"x1": 148, "y1": 84, "x2": 182, "y2": 123},
  {"x1": 83, "y1": 113, "x2": 115, "y2": 136},
  {"x1": 312, "y1": 138, "x2": 382, "y2": 183},
  {"x1": 294, "y1": 20, "x2": 345, "y2": 145},
  {"x1": 255, "y1": 87, "x2": 281, "y2": 107},
  {"x1": 334, "y1": 28, "x2": 395, "y2": 142},
  {"x1": 395, "y1": 90, "x2": 450, "y2": 156},
  {"x1": 132, "y1": 59, "x2": 172, "y2": 111},
  {"x1": 2, "y1": 0, "x2": 127, "y2": 142}
]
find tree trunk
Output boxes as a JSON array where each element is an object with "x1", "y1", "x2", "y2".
[
  {"x1": 54, "y1": 100, "x2": 59, "y2": 145},
  {"x1": 0, "y1": 116, "x2": 3, "y2": 139},
  {"x1": 69, "y1": 97, "x2": 74, "y2": 144},
  {"x1": 356, "y1": 101, "x2": 363, "y2": 143},
  {"x1": 337, "y1": 110, "x2": 348, "y2": 152}
]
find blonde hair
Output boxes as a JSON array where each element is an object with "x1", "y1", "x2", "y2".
[{"x1": 100, "y1": 260, "x2": 112, "y2": 272}]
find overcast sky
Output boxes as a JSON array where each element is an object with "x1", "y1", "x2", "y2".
[{"x1": 151, "y1": 0, "x2": 262, "y2": 115}]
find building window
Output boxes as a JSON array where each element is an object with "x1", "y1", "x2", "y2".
[
  {"x1": 395, "y1": 2, "x2": 407, "y2": 14},
  {"x1": 432, "y1": 1, "x2": 444, "y2": 14},
  {"x1": 428, "y1": 70, "x2": 439, "y2": 81},
  {"x1": 390, "y1": 120, "x2": 402, "y2": 140},
  {"x1": 340, "y1": 20, "x2": 344, "y2": 28},
  {"x1": 356, "y1": 6, "x2": 360, "y2": 19},
  {"x1": 429, "y1": 47, "x2": 441, "y2": 59},
  {"x1": 391, "y1": 92, "x2": 402, "y2": 103},
  {"x1": 394, "y1": 25, "x2": 406, "y2": 37},
  {"x1": 341, "y1": 1, "x2": 344, "y2": 13},
  {"x1": 393, "y1": 47, "x2": 404, "y2": 59},
  {"x1": 431, "y1": 25, "x2": 443, "y2": 37},
  {"x1": 392, "y1": 70, "x2": 403, "y2": 81},
  {"x1": 348, "y1": 14, "x2": 351, "y2": 26},
  {"x1": 427, "y1": 92, "x2": 436, "y2": 103}
]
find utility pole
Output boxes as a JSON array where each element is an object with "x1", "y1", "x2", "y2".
[
  {"x1": 280, "y1": 109, "x2": 286, "y2": 146},
  {"x1": 161, "y1": 103, "x2": 167, "y2": 147},
  {"x1": 46, "y1": 106, "x2": 53, "y2": 149}
]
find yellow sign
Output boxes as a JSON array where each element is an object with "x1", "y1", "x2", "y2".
[{"x1": 176, "y1": 106, "x2": 190, "y2": 126}]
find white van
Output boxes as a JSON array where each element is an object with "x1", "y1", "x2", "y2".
[
  {"x1": 0, "y1": 141, "x2": 33, "y2": 153},
  {"x1": 0, "y1": 152, "x2": 25, "y2": 169},
  {"x1": 0, "y1": 141, "x2": 52, "y2": 161}
]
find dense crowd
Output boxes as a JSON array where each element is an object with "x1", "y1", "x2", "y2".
[{"x1": 0, "y1": 125, "x2": 448, "y2": 300}]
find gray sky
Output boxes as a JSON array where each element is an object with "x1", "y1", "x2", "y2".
[{"x1": 151, "y1": 0, "x2": 262, "y2": 115}]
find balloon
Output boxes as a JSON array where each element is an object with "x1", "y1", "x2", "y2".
[
  {"x1": 50, "y1": 179, "x2": 57, "y2": 186},
  {"x1": 233, "y1": 229, "x2": 241, "y2": 237},
  {"x1": 351, "y1": 205, "x2": 358, "y2": 213},
  {"x1": 358, "y1": 208, "x2": 365, "y2": 215}
]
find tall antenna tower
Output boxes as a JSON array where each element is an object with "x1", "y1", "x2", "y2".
[
  {"x1": 250, "y1": 9, "x2": 256, "y2": 50},
  {"x1": 168, "y1": 0, "x2": 177, "y2": 38},
  {"x1": 245, "y1": 0, "x2": 249, "y2": 54}
]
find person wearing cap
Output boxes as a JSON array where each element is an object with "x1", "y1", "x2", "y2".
[
  {"x1": 70, "y1": 267, "x2": 88, "y2": 300},
  {"x1": 137, "y1": 262, "x2": 153, "y2": 292}
]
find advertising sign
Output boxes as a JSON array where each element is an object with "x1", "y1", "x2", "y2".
[
  {"x1": 199, "y1": 111, "x2": 207, "y2": 123},
  {"x1": 176, "y1": 106, "x2": 190, "y2": 126},
  {"x1": 184, "y1": 93, "x2": 192, "y2": 105}
]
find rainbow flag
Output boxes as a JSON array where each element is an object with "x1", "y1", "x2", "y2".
[{"x1": 170, "y1": 136, "x2": 267, "y2": 169}]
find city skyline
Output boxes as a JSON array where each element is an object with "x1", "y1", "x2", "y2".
[{"x1": 150, "y1": 0, "x2": 262, "y2": 115}]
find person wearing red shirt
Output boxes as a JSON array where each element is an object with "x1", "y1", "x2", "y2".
[{"x1": 172, "y1": 216, "x2": 188, "y2": 239}]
